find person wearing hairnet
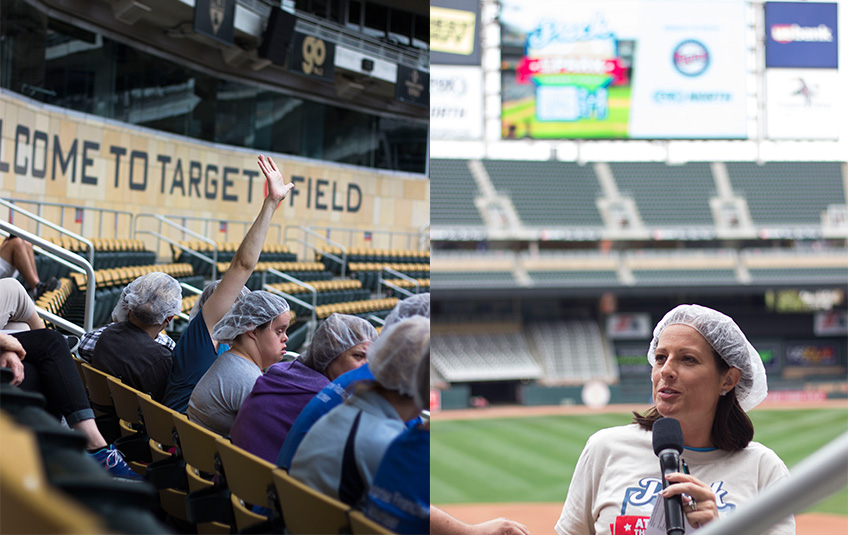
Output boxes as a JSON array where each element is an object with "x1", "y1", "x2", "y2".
[
  {"x1": 289, "y1": 316, "x2": 429, "y2": 507},
  {"x1": 230, "y1": 313, "x2": 377, "y2": 462},
  {"x1": 92, "y1": 272, "x2": 182, "y2": 401},
  {"x1": 556, "y1": 304, "x2": 794, "y2": 535},
  {"x1": 276, "y1": 292, "x2": 430, "y2": 469},
  {"x1": 363, "y1": 343, "x2": 430, "y2": 534},
  {"x1": 162, "y1": 154, "x2": 293, "y2": 413},
  {"x1": 186, "y1": 291, "x2": 290, "y2": 435}
]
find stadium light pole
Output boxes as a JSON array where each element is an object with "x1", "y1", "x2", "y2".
[{"x1": 696, "y1": 431, "x2": 848, "y2": 535}]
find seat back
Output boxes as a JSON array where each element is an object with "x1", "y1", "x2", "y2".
[
  {"x1": 0, "y1": 413, "x2": 106, "y2": 534},
  {"x1": 136, "y1": 393, "x2": 181, "y2": 465},
  {"x1": 80, "y1": 362, "x2": 114, "y2": 412},
  {"x1": 215, "y1": 437, "x2": 278, "y2": 532},
  {"x1": 348, "y1": 509, "x2": 396, "y2": 535},
  {"x1": 172, "y1": 413, "x2": 220, "y2": 475},
  {"x1": 106, "y1": 375, "x2": 143, "y2": 429},
  {"x1": 272, "y1": 468, "x2": 350, "y2": 535}
]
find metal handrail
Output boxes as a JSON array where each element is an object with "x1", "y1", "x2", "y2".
[
  {"x1": 262, "y1": 268, "x2": 318, "y2": 346},
  {"x1": 378, "y1": 266, "x2": 419, "y2": 299},
  {"x1": 154, "y1": 214, "x2": 283, "y2": 245},
  {"x1": 284, "y1": 225, "x2": 348, "y2": 277},
  {"x1": 135, "y1": 214, "x2": 218, "y2": 280},
  {"x1": 305, "y1": 225, "x2": 426, "y2": 251},
  {"x1": 0, "y1": 221, "x2": 95, "y2": 332},
  {"x1": 0, "y1": 198, "x2": 95, "y2": 267},
  {"x1": 0, "y1": 197, "x2": 133, "y2": 243},
  {"x1": 36, "y1": 308, "x2": 86, "y2": 337}
]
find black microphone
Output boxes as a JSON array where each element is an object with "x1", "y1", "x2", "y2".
[{"x1": 653, "y1": 417, "x2": 685, "y2": 535}]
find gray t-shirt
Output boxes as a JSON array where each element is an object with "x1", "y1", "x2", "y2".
[{"x1": 186, "y1": 351, "x2": 262, "y2": 435}]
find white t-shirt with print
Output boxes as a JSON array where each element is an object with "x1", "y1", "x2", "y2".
[{"x1": 555, "y1": 424, "x2": 794, "y2": 535}]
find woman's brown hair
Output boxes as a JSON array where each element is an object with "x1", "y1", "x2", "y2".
[{"x1": 632, "y1": 348, "x2": 754, "y2": 451}]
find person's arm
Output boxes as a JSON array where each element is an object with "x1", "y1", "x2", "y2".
[
  {"x1": 0, "y1": 333, "x2": 26, "y2": 385},
  {"x1": 431, "y1": 506, "x2": 531, "y2": 535},
  {"x1": 201, "y1": 154, "x2": 295, "y2": 334}
]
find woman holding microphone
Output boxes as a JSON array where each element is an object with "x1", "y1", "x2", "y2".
[{"x1": 555, "y1": 304, "x2": 794, "y2": 535}]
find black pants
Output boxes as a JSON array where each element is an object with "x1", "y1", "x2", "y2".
[{"x1": 12, "y1": 329, "x2": 95, "y2": 425}]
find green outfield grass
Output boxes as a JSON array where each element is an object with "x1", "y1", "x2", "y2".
[{"x1": 431, "y1": 408, "x2": 848, "y2": 515}]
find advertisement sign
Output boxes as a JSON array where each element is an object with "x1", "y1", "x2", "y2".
[
  {"x1": 606, "y1": 313, "x2": 652, "y2": 340},
  {"x1": 431, "y1": 66, "x2": 484, "y2": 139},
  {"x1": 814, "y1": 310, "x2": 848, "y2": 336},
  {"x1": 614, "y1": 342, "x2": 652, "y2": 378},
  {"x1": 766, "y1": 69, "x2": 839, "y2": 139},
  {"x1": 431, "y1": 0, "x2": 481, "y2": 65},
  {"x1": 753, "y1": 340, "x2": 783, "y2": 373},
  {"x1": 765, "y1": 2, "x2": 838, "y2": 68},
  {"x1": 785, "y1": 341, "x2": 839, "y2": 367},
  {"x1": 628, "y1": 0, "x2": 748, "y2": 138},
  {"x1": 500, "y1": 0, "x2": 747, "y2": 139},
  {"x1": 290, "y1": 33, "x2": 335, "y2": 82},
  {"x1": 395, "y1": 66, "x2": 429, "y2": 108}
]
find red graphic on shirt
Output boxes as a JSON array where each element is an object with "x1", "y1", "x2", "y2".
[{"x1": 610, "y1": 515, "x2": 651, "y2": 535}]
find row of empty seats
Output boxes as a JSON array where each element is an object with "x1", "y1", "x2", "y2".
[
  {"x1": 527, "y1": 320, "x2": 619, "y2": 385},
  {"x1": 429, "y1": 320, "x2": 618, "y2": 385},
  {"x1": 431, "y1": 158, "x2": 846, "y2": 229},
  {"x1": 432, "y1": 329, "x2": 543, "y2": 382}
]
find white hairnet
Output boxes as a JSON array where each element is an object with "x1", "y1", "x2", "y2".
[
  {"x1": 647, "y1": 304, "x2": 767, "y2": 412},
  {"x1": 369, "y1": 316, "x2": 430, "y2": 396},
  {"x1": 112, "y1": 272, "x2": 182, "y2": 325},
  {"x1": 412, "y1": 348, "x2": 430, "y2": 410},
  {"x1": 211, "y1": 291, "x2": 290, "y2": 344},
  {"x1": 189, "y1": 279, "x2": 251, "y2": 320},
  {"x1": 384, "y1": 292, "x2": 430, "y2": 328},
  {"x1": 300, "y1": 313, "x2": 377, "y2": 372}
]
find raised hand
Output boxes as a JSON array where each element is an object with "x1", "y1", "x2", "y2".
[{"x1": 257, "y1": 154, "x2": 295, "y2": 204}]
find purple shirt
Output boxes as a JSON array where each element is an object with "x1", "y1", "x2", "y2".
[{"x1": 230, "y1": 359, "x2": 329, "y2": 462}]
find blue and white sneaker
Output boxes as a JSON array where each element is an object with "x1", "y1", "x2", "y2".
[{"x1": 87, "y1": 445, "x2": 144, "y2": 480}]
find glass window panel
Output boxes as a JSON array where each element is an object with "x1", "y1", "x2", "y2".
[
  {"x1": 363, "y1": 2, "x2": 387, "y2": 39},
  {"x1": 389, "y1": 9, "x2": 411, "y2": 46}
]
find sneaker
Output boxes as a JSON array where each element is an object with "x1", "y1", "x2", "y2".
[
  {"x1": 87, "y1": 445, "x2": 144, "y2": 480},
  {"x1": 30, "y1": 277, "x2": 60, "y2": 301}
]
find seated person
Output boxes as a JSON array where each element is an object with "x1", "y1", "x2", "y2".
[
  {"x1": 0, "y1": 235, "x2": 60, "y2": 300},
  {"x1": 186, "y1": 291, "x2": 290, "y2": 435},
  {"x1": 231, "y1": 313, "x2": 377, "y2": 462},
  {"x1": 78, "y1": 283, "x2": 175, "y2": 362},
  {"x1": 1, "y1": 330, "x2": 142, "y2": 480},
  {"x1": 363, "y1": 346, "x2": 430, "y2": 534},
  {"x1": 160, "y1": 280, "x2": 249, "y2": 412},
  {"x1": 277, "y1": 292, "x2": 429, "y2": 469},
  {"x1": 0, "y1": 278, "x2": 44, "y2": 331},
  {"x1": 289, "y1": 316, "x2": 429, "y2": 506},
  {"x1": 92, "y1": 272, "x2": 181, "y2": 401},
  {"x1": 163, "y1": 153, "x2": 294, "y2": 413}
]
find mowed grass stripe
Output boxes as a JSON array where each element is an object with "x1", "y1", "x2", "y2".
[{"x1": 431, "y1": 407, "x2": 848, "y2": 515}]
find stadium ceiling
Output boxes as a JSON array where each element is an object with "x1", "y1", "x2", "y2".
[{"x1": 34, "y1": 0, "x2": 428, "y2": 122}]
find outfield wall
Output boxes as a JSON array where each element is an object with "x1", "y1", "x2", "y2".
[{"x1": 0, "y1": 90, "x2": 429, "y2": 251}]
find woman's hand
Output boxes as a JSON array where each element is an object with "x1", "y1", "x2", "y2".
[
  {"x1": 660, "y1": 472, "x2": 719, "y2": 529},
  {"x1": 257, "y1": 154, "x2": 295, "y2": 204}
]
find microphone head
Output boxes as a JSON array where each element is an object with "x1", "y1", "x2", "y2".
[{"x1": 652, "y1": 417, "x2": 684, "y2": 455}]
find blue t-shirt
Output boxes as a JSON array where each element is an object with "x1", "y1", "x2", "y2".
[
  {"x1": 161, "y1": 309, "x2": 218, "y2": 413},
  {"x1": 364, "y1": 425, "x2": 429, "y2": 534},
  {"x1": 276, "y1": 363, "x2": 374, "y2": 469}
]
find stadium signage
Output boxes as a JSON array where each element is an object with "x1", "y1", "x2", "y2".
[
  {"x1": 500, "y1": 0, "x2": 748, "y2": 139},
  {"x1": 396, "y1": 66, "x2": 429, "y2": 108},
  {"x1": 0, "y1": 119, "x2": 363, "y2": 211},
  {"x1": 764, "y1": 2, "x2": 838, "y2": 68},
  {"x1": 431, "y1": 0, "x2": 481, "y2": 65},
  {"x1": 194, "y1": 0, "x2": 236, "y2": 46},
  {"x1": 290, "y1": 33, "x2": 336, "y2": 81}
]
